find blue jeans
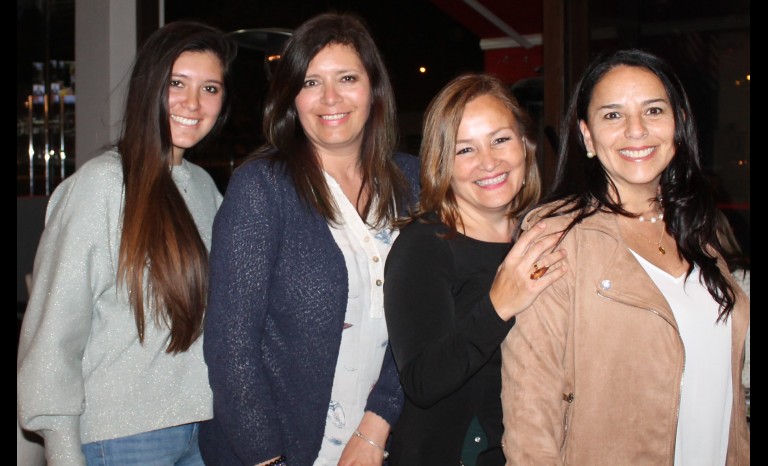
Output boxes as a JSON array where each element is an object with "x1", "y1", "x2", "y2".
[{"x1": 82, "y1": 422, "x2": 203, "y2": 466}]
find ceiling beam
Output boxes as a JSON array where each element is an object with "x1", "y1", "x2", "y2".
[{"x1": 462, "y1": 0, "x2": 534, "y2": 49}]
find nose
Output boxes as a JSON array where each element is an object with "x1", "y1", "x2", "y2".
[
  {"x1": 477, "y1": 146, "x2": 499, "y2": 171},
  {"x1": 625, "y1": 115, "x2": 648, "y2": 139},
  {"x1": 321, "y1": 83, "x2": 341, "y2": 105},
  {"x1": 182, "y1": 89, "x2": 200, "y2": 111}
]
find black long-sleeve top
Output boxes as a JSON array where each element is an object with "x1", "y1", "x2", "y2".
[{"x1": 383, "y1": 216, "x2": 516, "y2": 466}]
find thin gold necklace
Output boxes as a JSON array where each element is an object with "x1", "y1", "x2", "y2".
[{"x1": 623, "y1": 216, "x2": 666, "y2": 255}]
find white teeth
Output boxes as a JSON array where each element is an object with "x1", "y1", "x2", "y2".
[
  {"x1": 475, "y1": 173, "x2": 508, "y2": 187},
  {"x1": 321, "y1": 113, "x2": 348, "y2": 121},
  {"x1": 619, "y1": 147, "x2": 654, "y2": 158},
  {"x1": 171, "y1": 115, "x2": 199, "y2": 126}
]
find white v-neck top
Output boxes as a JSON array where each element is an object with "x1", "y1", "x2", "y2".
[
  {"x1": 631, "y1": 251, "x2": 732, "y2": 466},
  {"x1": 314, "y1": 172, "x2": 398, "y2": 464}
]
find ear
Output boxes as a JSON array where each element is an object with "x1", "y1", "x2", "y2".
[{"x1": 578, "y1": 119, "x2": 594, "y2": 153}]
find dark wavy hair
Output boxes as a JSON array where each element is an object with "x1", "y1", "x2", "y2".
[
  {"x1": 117, "y1": 20, "x2": 237, "y2": 353},
  {"x1": 414, "y1": 72, "x2": 540, "y2": 239},
  {"x1": 258, "y1": 11, "x2": 409, "y2": 228},
  {"x1": 543, "y1": 48, "x2": 737, "y2": 320}
]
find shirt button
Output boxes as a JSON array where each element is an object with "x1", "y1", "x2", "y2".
[
  {"x1": 474, "y1": 436, "x2": 482, "y2": 443},
  {"x1": 600, "y1": 279, "x2": 612, "y2": 290},
  {"x1": 375, "y1": 279, "x2": 383, "y2": 286},
  {"x1": 363, "y1": 236, "x2": 370, "y2": 243},
  {"x1": 372, "y1": 256, "x2": 380, "y2": 263}
]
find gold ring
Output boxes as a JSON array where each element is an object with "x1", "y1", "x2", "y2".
[{"x1": 530, "y1": 264, "x2": 549, "y2": 280}]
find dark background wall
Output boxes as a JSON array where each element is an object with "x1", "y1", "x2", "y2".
[{"x1": 17, "y1": 0, "x2": 750, "y2": 308}]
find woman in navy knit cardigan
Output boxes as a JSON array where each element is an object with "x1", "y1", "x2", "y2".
[{"x1": 199, "y1": 13, "x2": 419, "y2": 466}]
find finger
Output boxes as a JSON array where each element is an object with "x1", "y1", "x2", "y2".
[
  {"x1": 514, "y1": 221, "x2": 551, "y2": 254},
  {"x1": 512, "y1": 221, "x2": 556, "y2": 256},
  {"x1": 523, "y1": 230, "x2": 564, "y2": 260},
  {"x1": 540, "y1": 248, "x2": 568, "y2": 268}
]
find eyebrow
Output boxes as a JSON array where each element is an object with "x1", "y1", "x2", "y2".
[
  {"x1": 596, "y1": 97, "x2": 668, "y2": 111},
  {"x1": 171, "y1": 73, "x2": 224, "y2": 86},
  {"x1": 305, "y1": 69, "x2": 360, "y2": 78},
  {"x1": 455, "y1": 127, "x2": 515, "y2": 144}
]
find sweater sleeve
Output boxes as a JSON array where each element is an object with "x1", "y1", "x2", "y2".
[
  {"x1": 203, "y1": 161, "x2": 285, "y2": 463},
  {"x1": 384, "y1": 224, "x2": 514, "y2": 408},
  {"x1": 17, "y1": 156, "x2": 122, "y2": 466}
]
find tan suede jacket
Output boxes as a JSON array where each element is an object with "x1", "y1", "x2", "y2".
[{"x1": 501, "y1": 205, "x2": 750, "y2": 465}]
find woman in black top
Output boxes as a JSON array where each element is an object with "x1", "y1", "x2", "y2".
[{"x1": 383, "y1": 73, "x2": 567, "y2": 465}]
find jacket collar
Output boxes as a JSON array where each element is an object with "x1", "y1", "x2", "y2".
[{"x1": 527, "y1": 201, "x2": 680, "y2": 326}]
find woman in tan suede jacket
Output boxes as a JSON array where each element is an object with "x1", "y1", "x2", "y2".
[{"x1": 500, "y1": 49, "x2": 749, "y2": 465}]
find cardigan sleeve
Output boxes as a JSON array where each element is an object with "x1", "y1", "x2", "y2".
[
  {"x1": 203, "y1": 161, "x2": 286, "y2": 463},
  {"x1": 364, "y1": 343, "x2": 404, "y2": 426},
  {"x1": 384, "y1": 224, "x2": 514, "y2": 408},
  {"x1": 17, "y1": 155, "x2": 123, "y2": 466}
]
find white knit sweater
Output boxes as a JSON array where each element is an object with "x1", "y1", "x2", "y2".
[{"x1": 17, "y1": 151, "x2": 222, "y2": 465}]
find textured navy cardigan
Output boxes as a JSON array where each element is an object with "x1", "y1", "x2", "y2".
[{"x1": 200, "y1": 153, "x2": 420, "y2": 465}]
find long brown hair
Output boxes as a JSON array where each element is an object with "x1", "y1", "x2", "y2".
[
  {"x1": 260, "y1": 12, "x2": 408, "y2": 228},
  {"x1": 545, "y1": 49, "x2": 737, "y2": 320},
  {"x1": 416, "y1": 72, "x2": 540, "y2": 237},
  {"x1": 117, "y1": 21, "x2": 236, "y2": 353}
]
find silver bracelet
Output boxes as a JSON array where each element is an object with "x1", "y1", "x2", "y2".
[{"x1": 354, "y1": 429, "x2": 390, "y2": 460}]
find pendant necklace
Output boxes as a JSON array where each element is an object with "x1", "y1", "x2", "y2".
[{"x1": 623, "y1": 217, "x2": 666, "y2": 255}]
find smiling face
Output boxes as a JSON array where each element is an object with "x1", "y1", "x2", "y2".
[
  {"x1": 294, "y1": 43, "x2": 372, "y2": 159},
  {"x1": 451, "y1": 94, "x2": 527, "y2": 220},
  {"x1": 168, "y1": 50, "x2": 225, "y2": 164},
  {"x1": 579, "y1": 65, "x2": 676, "y2": 201}
]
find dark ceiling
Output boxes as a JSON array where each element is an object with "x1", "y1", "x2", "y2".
[
  {"x1": 164, "y1": 0, "x2": 486, "y2": 114},
  {"x1": 17, "y1": 0, "x2": 750, "y2": 159},
  {"x1": 19, "y1": 0, "x2": 750, "y2": 115}
]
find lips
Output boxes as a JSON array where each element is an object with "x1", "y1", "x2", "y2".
[
  {"x1": 320, "y1": 112, "x2": 349, "y2": 121},
  {"x1": 619, "y1": 147, "x2": 654, "y2": 159},
  {"x1": 171, "y1": 114, "x2": 200, "y2": 126},
  {"x1": 475, "y1": 172, "x2": 509, "y2": 187}
]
